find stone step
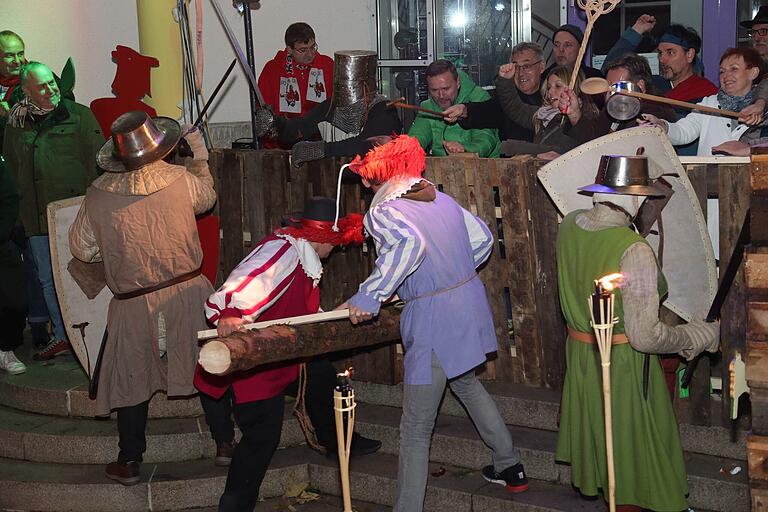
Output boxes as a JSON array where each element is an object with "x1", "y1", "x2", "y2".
[
  {"x1": 2, "y1": 358, "x2": 748, "y2": 464},
  {"x1": 2, "y1": 446, "x2": 708, "y2": 512},
  {"x1": 355, "y1": 380, "x2": 749, "y2": 461},
  {"x1": 0, "y1": 353, "x2": 202, "y2": 419},
  {"x1": 0, "y1": 447, "x2": 308, "y2": 512},
  {"x1": 351, "y1": 403, "x2": 748, "y2": 512},
  {"x1": 308, "y1": 451, "x2": 723, "y2": 512},
  {"x1": 0, "y1": 403, "x2": 306, "y2": 464}
]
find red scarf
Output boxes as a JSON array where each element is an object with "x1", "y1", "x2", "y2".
[
  {"x1": 0, "y1": 75, "x2": 20, "y2": 102},
  {"x1": 665, "y1": 74, "x2": 718, "y2": 103}
]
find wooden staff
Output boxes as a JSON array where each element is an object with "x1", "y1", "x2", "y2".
[
  {"x1": 387, "y1": 96, "x2": 445, "y2": 117},
  {"x1": 334, "y1": 371, "x2": 356, "y2": 512},
  {"x1": 589, "y1": 274, "x2": 621, "y2": 512},
  {"x1": 198, "y1": 308, "x2": 402, "y2": 375},
  {"x1": 569, "y1": 0, "x2": 623, "y2": 90},
  {"x1": 197, "y1": 309, "x2": 351, "y2": 340},
  {"x1": 621, "y1": 90, "x2": 741, "y2": 119}
]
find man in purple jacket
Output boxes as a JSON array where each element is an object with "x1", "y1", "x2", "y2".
[{"x1": 339, "y1": 135, "x2": 528, "y2": 511}]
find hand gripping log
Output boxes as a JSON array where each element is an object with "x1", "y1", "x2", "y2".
[{"x1": 198, "y1": 308, "x2": 402, "y2": 376}]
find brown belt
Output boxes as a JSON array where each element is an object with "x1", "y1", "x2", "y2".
[
  {"x1": 113, "y1": 267, "x2": 203, "y2": 301},
  {"x1": 567, "y1": 325, "x2": 628, "y2": 345}
]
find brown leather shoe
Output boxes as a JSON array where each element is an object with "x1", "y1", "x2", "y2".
[
  {"x1": 215, "y1": 440, "x2": 237, "y2": 467},
  {"x1": 105, "y1": 461, "x2": 141, "y2": 486}
]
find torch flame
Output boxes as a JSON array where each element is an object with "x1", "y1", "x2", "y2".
[{"x1": 597, "y1": 273, "x2": 623, "y2": 292}]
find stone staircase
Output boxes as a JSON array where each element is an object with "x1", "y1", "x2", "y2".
[{"x1": 0, "y1": 353, "x2": 749, "y2": 511}]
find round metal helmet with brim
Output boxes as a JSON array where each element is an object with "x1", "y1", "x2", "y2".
[
  {"x1": 330, "y1": 50, "x2": 378, "y2": 109},
  {"x1": 578, "y1": 155, "x2": 666, "y2": 196},
  {"x1": 97, "y1": 111, "x2": 182, "y2": 173}
]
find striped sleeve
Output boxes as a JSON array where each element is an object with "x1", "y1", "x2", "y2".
[
  {"x1": 204, "y1": 238, "x2": 299, "y2": 324},
  {"x1": 348, "y1": 205, "x2": 425, "y2": 315},
  {"x1": 461, "y1": 207, "x2": 493, "y2": 267}
]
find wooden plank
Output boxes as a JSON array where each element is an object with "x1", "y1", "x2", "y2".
[
  {"x1": 244, "y1": 151, "x2": 266, "y2": 250},
  {"x1": 748, "y1": 299, "x2": 768, "y2": 344},
  {"x1": 218, "y1": 150, "x2": 244, "y2": 277},
  {"x1": 718, "y1": 164, "x2": 751, "y2": 425},
  {"x1": 501, "y1": 158, "x2": 541, "y2": 386},
  {"x1": 525, "y1": 159, "x2": 565, "y2": 389},
  {"x1": 753, "y1": 197, "x2": 768, "y2": 243},
  {"x1": 747, "y1": 249, "x2": 768, "y2": 291},
  {"x1": 477, "y1": 159, "x2": 515, "y2": 381},
  {"x1": 752, "y1": 157, "x2": 768, "y2": 195},
  {"x1": 751, "y1": 486, "x2": 768, "y2": 512},
  {"x1": 264, "y1": 151, "x2": 291, "y2": 235},
  {"x1": 747, "y1": 341, "x2": 768, "y2": 388},
  {"x1": 753, "y1": 388, "x2": 768, "y2": 437},
  {"x1": 748, "y1": 434, "x2": 768, "y2": 481},
  {"x1": 686, "y1": 164, "x2": 711, "y2": 425}
]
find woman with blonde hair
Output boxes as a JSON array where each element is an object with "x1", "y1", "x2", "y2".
[{"x1": 494, "y1": 64, "x2": 598, "y2": 157}]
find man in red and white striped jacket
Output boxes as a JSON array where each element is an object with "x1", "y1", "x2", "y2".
[{"x1": 195, "y1": 197, "x2": 381, "y2": 512}]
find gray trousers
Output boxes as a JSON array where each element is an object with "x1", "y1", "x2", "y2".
[{"x1": 393, "y1": 352, "x2": 521, "y2": 512}]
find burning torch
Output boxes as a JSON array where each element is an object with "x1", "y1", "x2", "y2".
[
  {"x1": 588, "y1": 273, "x2": 622, "y2": 512},
  {"x1": 334, "y1": 368, "x2": 356, "y2": 512}
]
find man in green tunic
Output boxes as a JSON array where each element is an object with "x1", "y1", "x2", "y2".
[{"x1": 554, "y1": 155, "x2": 719, "y2": 511}]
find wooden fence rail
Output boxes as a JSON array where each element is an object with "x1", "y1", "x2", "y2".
[{"x1": 208, "y1": 150, "x2": 751, "y2": 427}]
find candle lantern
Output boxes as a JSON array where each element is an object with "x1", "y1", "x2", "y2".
[
  {"x1": 334, "y1": 368, "x2": 356, "y2": 512},
  {"x1": 588, "y1": 273, "x2": 621, "y2": 512}
]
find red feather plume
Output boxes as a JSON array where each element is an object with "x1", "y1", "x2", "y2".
[{"x1": 348, "y1": 135, "x2": 425, "y2": 182}]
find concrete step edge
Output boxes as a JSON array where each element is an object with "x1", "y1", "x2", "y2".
[
  {"x1": 355, "y1": 381, "x2": 748, "y2": 461},
  {"x1": 0, "y1": 404, "x2": 307, "y2": 464}
]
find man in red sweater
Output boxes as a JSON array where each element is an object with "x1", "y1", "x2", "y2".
[{"x1": 257, "y1": 23, "x2": 334, "y2": 147}]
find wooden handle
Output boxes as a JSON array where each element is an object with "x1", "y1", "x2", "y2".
[
  {"x1": 390, "y1": 101, "x2": 445, "y2": 118},
  {"x1": 620, "y1": 90, "x2": 742, "y2": 119},
  {"x1": 197, "y1": 309, "x2": 351, "y2": 340}
]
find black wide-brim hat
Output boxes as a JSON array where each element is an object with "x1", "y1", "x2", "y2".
[
  {"x1": 741, "y1": 6, "x2": 768, "y2": 28},
  {"x1": 97, "y1": 111, "x2": 182, "y2": 173},
  {"x1": 279, "y1": 197, "x2": 365, "y2": 246}
]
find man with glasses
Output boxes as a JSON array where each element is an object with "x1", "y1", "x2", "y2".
[
  {"x1": 741, "y1": 6, "x2": 768, "y2": 62},
  {"x1": 544, "y1": 24, "x2": 603, "y2": 80},
  {"x1": 443, "y1": 42, "x2": 545, "y2": 143},
  {"x1": 257, "y1": 22, "x2": 334, "y2": 147}
]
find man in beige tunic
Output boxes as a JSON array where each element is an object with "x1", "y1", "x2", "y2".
[{"x1": 69, "y1": 111, "x2": 216, "y2": 485}]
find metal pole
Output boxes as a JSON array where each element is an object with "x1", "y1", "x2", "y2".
[{"x1": 242, "y1": 3, "x2": 259, "y2": 149}]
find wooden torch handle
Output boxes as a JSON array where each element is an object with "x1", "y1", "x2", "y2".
[{"x1": 390, "y1": 102, "x2": 445, "y2": 118}]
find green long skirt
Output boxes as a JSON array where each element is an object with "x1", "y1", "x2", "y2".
[{"x1": 555, "y1": 339, "x2": 688, "y2": 511}]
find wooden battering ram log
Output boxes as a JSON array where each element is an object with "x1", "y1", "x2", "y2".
[{"x1": 199, "y1": 309, "x2": 402, "y2": 376}]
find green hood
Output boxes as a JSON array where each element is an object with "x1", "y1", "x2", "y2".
[{"x1": 423, "y1": 70, "x2": 485, "y2": 112}]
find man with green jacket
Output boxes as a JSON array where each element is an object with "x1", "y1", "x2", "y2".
[
  {"x1": 3, "y1": 61, "x2": 103, "y2": 360},
  {"x1": 408, "y1": 60, "x2": 500, "y2": 158}
]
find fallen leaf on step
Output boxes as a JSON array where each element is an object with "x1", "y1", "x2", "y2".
[
  {"x1": 283, "y1": 480, "x2": 310, "y2": 498},
  {"x1": 430, "y1": 466, "x2": 446, "y2": 477},
  {"x1": 296, "y1": 490, "x2": 320, "y2": 504}
]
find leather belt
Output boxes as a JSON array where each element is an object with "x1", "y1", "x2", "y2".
[
  {"x1": 113, "y1": 267, "x2": 203, "y2": 301},
  {"x1": 405, "y1": 273, "x2": 478, "y2": 303},
  {"x1": 567, "y1": 325, "x2": 628, "y2": 345}
]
